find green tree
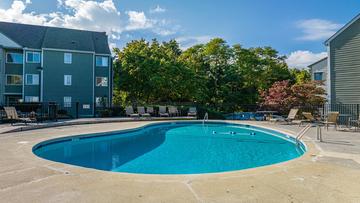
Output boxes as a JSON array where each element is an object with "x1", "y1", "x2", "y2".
[
  {"x1": 290, "y1": 69, "x2": 311, "y2": 84},
  {"x1": 113, "y1": 38, "x2": 298, "y2": 113},
  {"x1": 113, "y1": 39, "x2": 197, "y2": 104}
]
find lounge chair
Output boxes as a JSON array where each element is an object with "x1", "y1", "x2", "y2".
[
  {"x1": 322, "y1": 112, "x2": 339, "y2": 131},
  {"x1": 146, "y1": 106, "x2": 155, "y2": 116},
  {"x1": 269, "y1": 108, "x2": 299, "y2": 124},
  {"x1": 4, "y1": 107, "x2": 35, "y2": 125},
  {"x1": 168, "y1": 106, "x2": 179, "y2": 117},
  {"x1": 159, "y1": 106, "x2": 169, "y2": 117},
  {"x1": 125, "y1": 106, "x2": 139, "y2": 117},
  {"x1": 301, "y1": 112, "x2": 317, "y2": 126},
  {"x1": 187, "y1": 107, "x2": 197, "y2": 117},
  {"x1": 137, "y1": 106, "x2": 151, "y2": 117}
]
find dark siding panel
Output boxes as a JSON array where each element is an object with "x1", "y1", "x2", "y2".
[
  {"x1": 331, "y1": 18, "x2": 360, "y2": 104},
  {"x1": 42, "y1": 50, "x2": 94, "y2": 116}
]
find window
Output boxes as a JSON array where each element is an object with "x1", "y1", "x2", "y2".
[
  {"x1": 64, "y1": 53, "x2": 72, "y2": 64},
  {"x1": 25, "y1": 96, "x2": 39, "y2": 103},
  {"x1": 96, "y1": 77, "x2": 108, "y2": 87},
  {"x1": 314, "y1": 72, "x2": 323, "y2": 81},
  {"x1": 6, "y1": 75, "x2": 22, "y2": 85},
  {"x1": 64, "y1": 97, "x2": 72, "y2": 107},
  {"x1": 26, "y1": 52, "x2": 41, "y2": 63},
  {"x1": 96, "y1": 56, "x2": 109, "y2": 67},
  {"x1": 96, "y1": 97, "x2": 108, "y2": 107},
  {"x1": 25, "y1": 74, "x2": 39, "y2": 85},
  {"x1": 64, "y1": 75, "x2": 72, "y2": 86},
  {"x1": 6, "y1": 53, "x2": 23, "y2": 64}
]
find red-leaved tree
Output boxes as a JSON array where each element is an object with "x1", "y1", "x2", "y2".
[{"x1": 260, "y1": 80, "x2": 326, "y2": 114}]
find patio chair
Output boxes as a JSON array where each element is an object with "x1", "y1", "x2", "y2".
[
  {"x1": 4, "y1": 107, "x2": 35, "y2": 125},
  {"x1": 187, "y1": 107, "x2": 197, "y2": 117},
  {"x1": 350, "y1": 114, "x2": 360, "y2": 131},
  {"x1": 137, "y1": 106, "x2": 151, "y2": 117},
  {"x1": 168, "y1": 106, "x2": 179, "y2": 117},
  {"x1": 322, "y1": 112, "x2": 339, "y2": 131},
  {"x1": 125, "y1": 106, "x2": 139, "y2": 117},
  {"x1": 159, "y1": 106, "x2": 169, "y2": 117}
]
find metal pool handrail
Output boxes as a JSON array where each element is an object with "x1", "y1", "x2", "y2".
[
  {"x1": 203, "y1": 112, "x2": 209, "y2": 124},
  {"x1": 296, "y1": 124, "x2": 312, "y2": 143}
]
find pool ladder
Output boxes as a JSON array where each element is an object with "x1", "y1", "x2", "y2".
[
  {"x1": 295, "y1": 124, "x2": 312, "y2": 144},
  {"x1": 203, "y1": 112, "x2": 209, "y2": 124}
]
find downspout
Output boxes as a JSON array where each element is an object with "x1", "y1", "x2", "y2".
[
  {"x1": 326, "y1": 43, "x2": 331, "y2": 104},
  {"x1": 22, "y1": 49, "x2": 25, "y2": 101}
]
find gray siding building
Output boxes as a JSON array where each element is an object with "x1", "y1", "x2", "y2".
[
  {"x1": 0, "y1": 22, "x2": 112, "y2": 117},
  {"x1": 308, "y1": 57, "x2": 329, "y2": 101},
  {"x1": 325, "y1": 14, "x2": 360, "y2": 104}
]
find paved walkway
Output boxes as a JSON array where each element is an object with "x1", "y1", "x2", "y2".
[
  {"x1": 0, "y1": 120, "x2": 359, "y2": 202},
  {"x1": 243, "y1": 121, "x2": 360, "y2": 165}
]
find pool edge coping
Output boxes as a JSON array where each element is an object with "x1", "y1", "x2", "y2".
[{"x1": 31, "y1": 120, "x2": 311, "y2": 177}]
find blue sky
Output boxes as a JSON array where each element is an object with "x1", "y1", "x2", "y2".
[{"x1": 0, "y1": 0, "x2": 359, "y2": 68}]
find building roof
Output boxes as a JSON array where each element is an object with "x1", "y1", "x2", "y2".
[
  {"x1": 307, "y1": 57, "x2": 328, "y2": 68},
  {"x1": 325, "y1": 13, "x2": 360, "y2": 45},
  {"x1": 0, "y1": 21, "x2": 111, "y2": 54}
]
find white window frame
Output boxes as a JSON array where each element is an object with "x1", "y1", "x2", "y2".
[
  {"x1": 26, "y1": 52, "x2": 41, "y2": 63},
  {"x1": 6, "y1": 52, "x2": 23, "y2": 64},
  {"x1": 64, "y1": 75, "x2": 72, "y2": 86},
  {"x1": 96, "y1": 77, "x2": 108, "y2": 87},
  {"x1": 64, "y1": 53, "x2": 72, "y2": 64},
  {"x1": 25, "y1": 74, "x2": 39, "y2": 85},
  {"x1": 64, "y1": 97, "x2": 72, "y2": 108},
  {"x1": 96, "y1": 56, "x2": 109, "y2": 67},
  {"x1": 6, "y1": 74, "x2": 23, "y2": 85},
  {"x1": 25, "y1": 96, "x2": 39, "y2": 103}
]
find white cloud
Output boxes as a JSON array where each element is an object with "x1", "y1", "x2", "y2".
[
  {"x1": 150, "y1": 5, "x2": 166, "y2": 14},
  {"x1": 286, "y1": 50, "x2": 327, "y2": 69},
  {"x1": 48, "y1": 0, "x2": 123, "y2": 40},
  {"x1": 176, "y1": 36, "x2": 213, "y2": 50},
  {"x1": 154, "y1": 29, "x2": 176, "y2": 36},
  {"x1": 0, "y1": 0, "x2": 48, "y2": 25},
  {"x1": 152, "y1": 20, "x2": 179, "y2": 36},
  {"x1": 0, "y1": 0, "x2": 178, "y2": 42},
  {"x1": 126, "y1": 11, "x2": 153, "y2": 31},
  {"x1": 56, "y1": 0, "x2": 63, "y2": 7},
  {"x1": 296, "y1": 19, "x2": 343, "y2": 41}
]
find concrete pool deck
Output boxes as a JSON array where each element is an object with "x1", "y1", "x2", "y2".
[{"x1": 0, "y1": 120, "x2": 359, "y2": 202}]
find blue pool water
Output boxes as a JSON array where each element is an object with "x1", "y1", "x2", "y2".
[{"x1": 33, "y1": 122, "x2": 306, "y2": 174}]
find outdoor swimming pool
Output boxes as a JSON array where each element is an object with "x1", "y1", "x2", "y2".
[{"x1": 33, "y1": 122, "x2": 306, "y2": 174}]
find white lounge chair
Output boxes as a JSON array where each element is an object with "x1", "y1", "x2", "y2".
[
  {"x1": 168, "y1": 106, "x2": 179, "y2": 117},
  {"x1": 187, "y1": 107, "x2": 197, "y2": 117},
  {"x1": 159, "y1": 106, "x2": 169, "y2": 117},
  {"x1": 137, "y1": 106, "x2": 151, "y2": 117},
  {"x1": 146, "y1": 106, "x2": 154, "y2": 116},
  {"x1": 125, "y1": 106, "x2": 139, "y2": 117}
]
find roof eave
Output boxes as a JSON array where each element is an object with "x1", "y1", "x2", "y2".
[
  {"x1": 307, "y1": 57, "x2": 328, "y2": 68},
  {"x1": 324, "y1": 13, "x2": 360, "y2": 45}
]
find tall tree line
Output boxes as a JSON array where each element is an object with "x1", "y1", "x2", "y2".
[{"x1": 113, "y1": 38, "x2": 309, "y2": 111}]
